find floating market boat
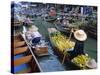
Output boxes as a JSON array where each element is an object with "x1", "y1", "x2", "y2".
[
  {"x1": 85, "y1": 25, "x2": 97, "y2": 39},
  {"x1": 12, "y1": 34, "x2": 42, "y2": 74},
  {"x1": 48, "y1": 28, "x2": 75, "y2": 61},
  {"x1": 54, "y1": 21, "x2": 77, "y2": 35},
  {"x1": 55, "y1": 23, "x2": 71, "y2": 34},
  {"x1": 48, "y1": 28, "x2": 97, "y2": 69},
  {"x1": 45, "y1": 16, "x2": 57, "y2": 22}
]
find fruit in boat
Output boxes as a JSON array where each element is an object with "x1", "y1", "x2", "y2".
[
  {"x1": 51, "y1": 32, "x2": 75, "y2": 53},
  {"x1": 71, "y1": 54, "x2": 91, "y2": 69}
]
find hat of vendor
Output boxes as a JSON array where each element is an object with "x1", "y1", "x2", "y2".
[
  {"x1": 30, "y1": 25, "x2": 38, "y2": 32},
  {"x1": 74, "y1": 29, "x2": 87, "y2": 41},
  {"x1": 86, "y1": 59, "x2": 97, "y2": 69},
  {"x1": 50, "y1": 7, "x2": 55, "y2": 10}
]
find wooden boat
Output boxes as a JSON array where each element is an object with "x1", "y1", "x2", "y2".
[
  {"x1": 48, "y1": 33, "x2": 87, "y2": 69},
  {"x1": 48, "y1": 28, "x2": 75, "y2": 61},
  {"x1": 85, "y1": 25, "x2": 97, "y2": 39},
  {"x1": 48, "y1": 32, "x2": 83, "y2": 70},
  {"x1": 12, "y1": 34, "x2": 42, "y2": 74},
  {"x1": 14, "y1": 34, "x2": 24, "y2": 42},
  {"x1": 14, "y1": 46, "x2": 28, "y2": 55},
  {"x1": 54, "y1": 21, "x2": 77, "y2": 35},
  {"x1": 14, "y1": 41, "x2": 26, "y2": 48},
  {"x1": 55, "y1": 23, "x2": 71, "y2": 34},
  {"x1": 49, "y1": 28, "x2": 93, "y2": 70},
  {"x1": 45, "y1": 16, "x2": 57, "y2": 22},
  {"x1": 34, "y1": 46, "x2": 48, "y2": 56},
  {"x1": 13, "y1": 53, "x2": 41, "y2": 74}
]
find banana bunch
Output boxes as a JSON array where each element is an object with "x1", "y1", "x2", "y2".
[
  {"x1": 71, "y1": 54, "x2": 90, "y2": 69},
  {"x1": 51, "y1": 32, "x2": 75, "y2": 52}
]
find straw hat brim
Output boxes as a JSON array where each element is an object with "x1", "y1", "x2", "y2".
[
  {"x1": 86, "y1": 59, "x2": 97, "y2": 69},
  {"x1": 74, "y1": 30, "x2": 87, "y2": 41}
]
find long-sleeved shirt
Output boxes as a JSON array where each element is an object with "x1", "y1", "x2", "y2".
[
  {"x1": 26, "y1": 31, "x2": 42, "y2": 40},
  {"x1": 31, "y1": 32, "x2": 42, "y2": 39}
]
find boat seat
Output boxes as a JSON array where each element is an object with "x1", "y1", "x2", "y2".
[
  {"x1": 14, "y1": 34, "x2": 24, "y2": 42},
  {"x1": 14, "y1": 41, "x2": 26, "y2": 48},
  {"x1": 14, "y1": 54, "x2": 24, "y2": 60},
  {"x1": 14, "y1": 63, "x2": 30, "y2": 73},
  {"x1": 14, "y1": 55, "x2": 32, "y2": 66},
  {"x1": 13, "y1": 55, "x2": 32, "y2": 73},
  {"x1": 14, "y1": 46, "x2": 28, "y2": 55}
]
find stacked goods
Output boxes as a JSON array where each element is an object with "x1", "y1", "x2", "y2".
[
  {"x1": 71, "y1": 54, "x2": 91, "y2": 69},
  {"x1": 34, "y1": 47, "x2": 48, "y2": 56},
  {"x1": 50, "y1": 30, "x2": 75, "y2": 53}
]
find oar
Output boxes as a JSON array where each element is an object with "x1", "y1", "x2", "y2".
[
  {"x1": 62, "y1": 28, "x2": 73, "y2": 64},
  {"x1": 68, "y1": 28, "x2": 74, "y2": 42},
  {"x1": 62, "y1": 49, "x2": 68, "y2": 64},
  {"x1": 23, "y1": 26, "x2": 27, "y2": 34}
]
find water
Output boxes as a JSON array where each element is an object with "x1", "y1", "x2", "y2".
[
  {"x1": 84, "y1": 37, "x2": 97, "y2": 61},
  {"x1": 37, "y1": 43, "x2": 66, "y2": 72}
]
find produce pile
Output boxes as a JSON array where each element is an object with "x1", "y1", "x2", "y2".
[
  {"x1": 50, "y1": 31, "x2": 75, "y2": 52},
  {"x1": 71, "y1": 54, "x2": 91, "y2": 69}
]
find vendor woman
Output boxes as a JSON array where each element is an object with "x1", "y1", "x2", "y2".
[
  {"x1": 26, "y1": 25, "x2": 42, "y2": 46},
  {"x1": 70, "y1": 29, "x2": 87, "y2": 59},
  {"x1": 24, "y1": 16, "x2": 33, "y2": 26}
]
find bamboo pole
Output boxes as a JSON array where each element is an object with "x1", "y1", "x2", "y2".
[{"x1": 62, "y1": 28, "x2": 73, "y2": 64}]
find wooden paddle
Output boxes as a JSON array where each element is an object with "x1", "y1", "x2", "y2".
[{"x1": 62, "y1": 28, "x2": 74, "y2": 64}]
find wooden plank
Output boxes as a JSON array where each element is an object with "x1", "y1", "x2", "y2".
[
  {"x1": 14, "y1": 46, "x2": 28, "y2": 55},
  {"x1": 14, "y1": 41, "x2": 25, "y2": 48},
  {"x1": 14, "y1": 39, "x2": 21, "y2": 42},
  {"x1": 14, "y1": 55, "x2": 32, "y2": 66},
  {"x1": 14, "y1": 36, "x2": 23, "y2": 42}
]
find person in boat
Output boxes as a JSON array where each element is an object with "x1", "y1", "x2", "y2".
[
  {"x1": 48, "y1": 7, "x2": 56, "y2": 17},
  {"x1": 62, "y1": 17, "x2": 70, "y2": 27},
  {"x1": 70, "y1": 29, "x2": 97, "y2": 69},
  {"x1": 24, "y1": 15, "x2": 33, "y2": 26},
  {"x1": 26, "y1": 25, "x2": 42, "y2": 46},
  {"x1": 56, "y1": 17, "x2": 62, "y2": 25},
  {"x1": 70, "y1": 29, "x2": 87, "y2": 59},
  {"x1": 86, "y1": 58, "x2": 97, "y2": 69}
]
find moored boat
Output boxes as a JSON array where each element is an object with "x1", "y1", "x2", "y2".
[
  {"x1": 45, "y1": 16, "x2": 57, "y2": 22},
  {"x1": 48, "y1": 28, "x2": 75, "y2": 61},
  {"x1": 12, "y1": 33, "x2": 42, "y2": 74}
]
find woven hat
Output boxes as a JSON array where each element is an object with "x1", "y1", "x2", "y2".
[
  {"x1": 74, "y1": 30, "x2": 87, "y2": 41},
  {"x1": 86, "y1": 59, "x2": 97, "y2": 69},
  {"x1": 30, "y1": 25, "x2": 38, "y2": 32}
]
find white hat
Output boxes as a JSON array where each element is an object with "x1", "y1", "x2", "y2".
[
  {"x1": 30, "y1": 25, "x2": 38, "y2": 32},
  {"x1": 86, "y1": 59, "x2": 97, "y2": 69},
  {"x1": 74, "y1": 30, "x2": 87, "y2": 41}
]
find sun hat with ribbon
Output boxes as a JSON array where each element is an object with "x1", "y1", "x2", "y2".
[
  {"x1": 74, "y1": 29, "x2": 87, "y2": 41},
  {"x1": 86, "y1": 59, "x2": 97, "y2": 69}
]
